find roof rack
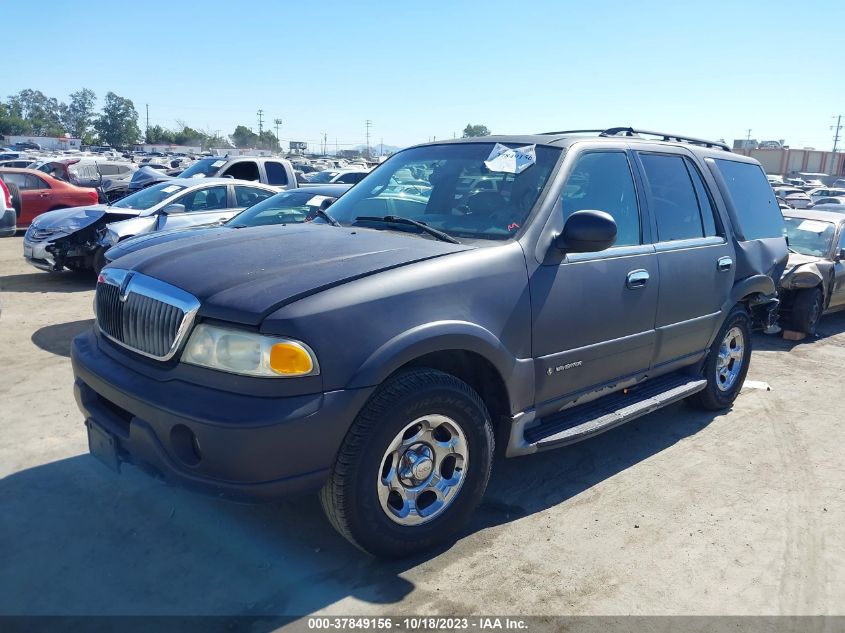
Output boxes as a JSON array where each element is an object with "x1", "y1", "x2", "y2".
[{"x1": 539, "y1": 126, "x2": 731, "y2": 151}]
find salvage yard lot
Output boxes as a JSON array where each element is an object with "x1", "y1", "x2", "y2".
[{"x1": 1, "y1": 233, "x2": 843, "y2": 617}]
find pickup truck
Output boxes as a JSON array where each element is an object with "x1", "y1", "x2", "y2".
[
  {"x1": 127, "y1": 156, "x2": 299, "y2": 192},
  {"x1": 72, "y1": 127, "x2": 787, "y2": 557}
]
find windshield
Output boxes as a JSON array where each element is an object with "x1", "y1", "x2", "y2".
[
  {"x1": 178, "y1": 158, "x2": 224, "y2": 178},
  {"x1": 784, "y1": 217, "x2": 836, "y2": 257},
  {"x1": 323, "y1": 143, "x2": 561, "y2": 241},
  {"x1": 112, "y1": 182, "x2": 186, "y2": 211},
  {"x1": 308, "y1": 170, "x2": 340, "y2": 183},
  {"x1": 227, "y1": 190, "x2": 340, "y2": 227}
]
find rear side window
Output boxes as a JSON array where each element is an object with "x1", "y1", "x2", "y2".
[
  {"x1": 712, "y1": 159, "x2": 784, "y2": 240},
  {"x1": 265, "y1": 161, "x2": 288, "y2": 185},
  {"x1": 235, "y1": 186, "x2": 274, "y2": 207},
  {"x1": 562, "y1": 151, "x2": 641, "y2": 246},
  {"x1": 638, "y1": 153, "x2": 718, "y2": 241},
  {"x1": 335, "y1": 171, "x2": 367, "y2": 184}
]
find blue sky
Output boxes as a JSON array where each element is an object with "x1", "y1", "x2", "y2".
[{"x1": 2, "y1": 0, "x2": 843, "y2": 151}]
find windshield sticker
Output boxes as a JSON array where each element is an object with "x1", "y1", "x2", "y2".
[
  {"x1": 161, "y1": 185, "x2": 181, "y2": 194},
  {"x1": 211, "y1": 160, "x2": 226, "y2": 168},
  {"x1": 307, "y1": 195, "x2": 330, "y2": 206},
  {"x1": 797, "y1": 220, "x2": 830, "y2": 233},
  {"x1": 484, "y1": 143, "x2": 536, "y2": 174}
]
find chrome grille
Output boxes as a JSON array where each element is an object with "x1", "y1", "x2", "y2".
[{"x1": 95, "y1": 269, "x2": 200, "y2": 360}]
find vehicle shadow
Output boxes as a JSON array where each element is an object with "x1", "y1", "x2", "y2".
[
  {"x1": 0, "y1": 271, "x2": 95, "y2": 294},
  {"x1": 753, "y1": 311, "x2": 845, "y2": 352},
  {"x1": 0, "y1": 400, "x2": 721, "y2": 620},
  {"x1": 31, "y1": 319, "x2": 94, "y2": 358}
]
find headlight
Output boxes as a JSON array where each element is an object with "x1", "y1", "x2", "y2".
[
  {"x1": 182, "y1": 324, "x2": 319, "y2": 378},
  {"x1": 100, "y1": 229, "x2": 119, "y2": 247}
]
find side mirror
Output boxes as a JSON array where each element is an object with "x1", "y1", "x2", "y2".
[
  {"x1": 161, "y1": 203, "x2": 186, "y2": 215},
  {"x1": 555, "y1": 210, "x2": 617, "y2": 253},
  {"x1": 838, "y1": 248, "x2": 845, "y2": 262}
]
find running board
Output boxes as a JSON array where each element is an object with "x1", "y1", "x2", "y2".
[{"x1": 524, "y1": 374, "x2": 707, "y2": 451}]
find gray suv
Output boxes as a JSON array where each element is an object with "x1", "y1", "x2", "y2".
[{"x1": 71, "y1": 127, "x2": 787, "y2": 557}]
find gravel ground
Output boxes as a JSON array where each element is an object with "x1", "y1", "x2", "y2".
[{"x1": 1, "y1": 234, "x2": 843, "y2": 620}]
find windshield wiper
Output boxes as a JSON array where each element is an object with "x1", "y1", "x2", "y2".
[{"x1": 354, "y1": 215, "x2": 460, "y2": 244}]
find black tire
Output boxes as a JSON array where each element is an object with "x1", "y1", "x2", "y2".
[
  {"x1": 790, "y1": 287, "x2": 824, "y2": 335},
  {"x1": 687, "y1": 305, "x2": 752, "y2": 411},
  {"x1": 92, "y1": 247, "x2": 107, "y2": 275},
  {"x1": 320, "y1": 368, "x2": 494, "y2": 558},
  {"x1": 8, "y1": 183, "x2": 22, "y2": 218}
]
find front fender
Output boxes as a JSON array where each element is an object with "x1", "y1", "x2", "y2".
[{"x1": 347, "y1": 320, "x2": 534, "y2": 413}]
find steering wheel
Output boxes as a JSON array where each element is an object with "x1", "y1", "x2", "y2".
[{"x1": 457, "y1": 191, "x2": 508, "y2": 216}]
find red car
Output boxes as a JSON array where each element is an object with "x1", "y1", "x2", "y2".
[{"x1": 0, "y1": 168, "x2": 98, "y2": 228}]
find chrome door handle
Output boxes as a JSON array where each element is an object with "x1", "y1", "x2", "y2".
[
  {"x1": 626, "y1": 269, "x2": 650, "y2": 289},
  {"x1": 717, "y1": 256, "x2": 733, "y2": 272}
]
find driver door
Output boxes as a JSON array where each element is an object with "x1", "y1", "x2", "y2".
[
  {"x1": 529, "y1": 149, "x2": 658, "y2": 416},
  {"x1": 156, "y1": 185, "x2": 233, "y2": 230}
]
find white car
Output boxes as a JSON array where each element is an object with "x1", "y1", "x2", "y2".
[
  {"x1": 307, "y1": 168, "x2": 371, "y2": 185},
  {"x1": 807, "y1": 187, "x2": 845, "y2": 201},
  {"x1": 23, "y1": 178, "x2": 279, "y2": 273}
]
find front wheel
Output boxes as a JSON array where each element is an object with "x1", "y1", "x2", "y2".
[
  {"x1": 320, "y1": 368, "x2": 494, "y2": 558},
  {"x1": 790, "y1": 287, "x2": 823, "y2": 335},
  {"x1": 687, "y1": 305, "x2": 751, "y2": 411}
]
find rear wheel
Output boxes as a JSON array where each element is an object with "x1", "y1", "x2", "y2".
[
  {"x1": 688, "y1": 305, "x2": 751, "y2": 411},
  {"x1": 790, "y1": 287, "x2": 823, "y2": 335},
  {"x1": 320, "y1": 368, "x2": 494, "y2": 558}
]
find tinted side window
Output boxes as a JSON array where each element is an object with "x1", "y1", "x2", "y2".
[
  {"x1": 562, "y1": 152, "x2": 640, "y2": 246},
  {"x1": 222, "y1": 161, "x2": 260, "y2": 181},
  {"x1": 639, "y1": 153, "x2": 705, "y2": 242},
  {"x1": 176, "y1": 186, "x2": 228, "y2": 212},
  {"x1": 336, "y1": 172, "x2": 367, "y2": 184},
  {"x1": 0, "y1": 173, "x2": 28, "y2": 189},
  {"x1": 712, "y1": 159, "x2": 784, "y2": 240},
  {"x1": 235, "y1": 186, "x2": 274, "y2": 207},
  {"x1": 685, "y1": 160, "x2": 718, "y2": 237},
  {"x1": 265, "y1": 162, "x2": 288, "y2": 185},
  {"x1": 27, "y1": 174, "x2": 48, "y2": 189}
]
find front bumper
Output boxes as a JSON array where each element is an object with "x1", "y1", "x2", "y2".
[
  {"x1": 71, "y1": 329, "x2": 375, "y2": 501},
  {"x1": 23, "y1": 237, "x2": 59, "y2": 271}
]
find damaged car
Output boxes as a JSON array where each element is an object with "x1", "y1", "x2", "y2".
[
  {"x1": 779, "y1": 210, "x2": 845, "y2": 334},
  {"x1": 23, "y1": 178, "x2": 278, "y2": 274}
]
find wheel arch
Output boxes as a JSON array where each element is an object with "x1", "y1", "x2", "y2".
[{"x1": 347, "y1": 321, "x2": 534, "y2": 440}]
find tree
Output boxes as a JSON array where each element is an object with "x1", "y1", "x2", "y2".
[
  {"x1": 144, "y1": 124, "x2": 175, "y2": 144},
  {"x1": 94, "y1": 92, "x2": 141, "y2": 147},
  {"x1": 0, "y1": 101, "x2": 31, "y2": 136},
  {"x1": 462, "y1": 124, "x2": 491, "y2": 138},
  {"x1": 257, "y1": 130, "x2": 280, "y2": 151},
  {"x1": 6, "y1": 89, "x2": 63, "y2": 136},
  {"x1": 60, "y1": 88, "x2": 96, "y2": 140},
  {"x1": 230, "y1": 125, "x2": 258, "y2": 148}
]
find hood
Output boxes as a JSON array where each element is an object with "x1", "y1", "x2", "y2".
[
  {"x1": 128, "y1": 166, "x2": 173, "y2": 190},
  {"x1": 786, "y1": 251, "x2": 824, "y2": 268},
  {"x1": 31, "y1": 205, "x2": 139, "y2": 231},
  {"x1": 110, "y1": 224, "x2": 472, "y2": 325},
  {"x1": 106, "y1": 225, "x2": 229, "y2": 261}
]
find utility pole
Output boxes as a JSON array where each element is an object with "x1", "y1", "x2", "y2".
[
  {"x1": 273, "y1": 118, "x2": 282, "y2": 151},
  {"x1": 380, "y1": 136, "x2": 383, "y2": 157},
  {"x1": 365, "y1": 119, "x2": 372, "y2": 158},
  {"x1": 145, "y1": 104, "x2": 150, "y2": 139},
  {"x1": 746, "y1": 129, "x2": 751, "y2": 141},
  {"x1": 257, "y1": 109, "x2": 264, "y2": 136},
  {"x1": 832, "y1": 115, "x2": 843, "y2": 154}
]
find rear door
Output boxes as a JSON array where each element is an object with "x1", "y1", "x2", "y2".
[
  {"x1": 233, "y1": 185, "x2": 275, "y2": 212},
  {"x1": 632, "y1": 149, "x2": 734, "y2": 369},
  {"x1": 1, "y1": 173, "x2": 52, "y2": 226},
  {"x1": 156, "y1": 185, "x2": 232, "y2": 231},
  {"x1": 264, "y1": 161, "x2": 291, "y2": 188}
]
